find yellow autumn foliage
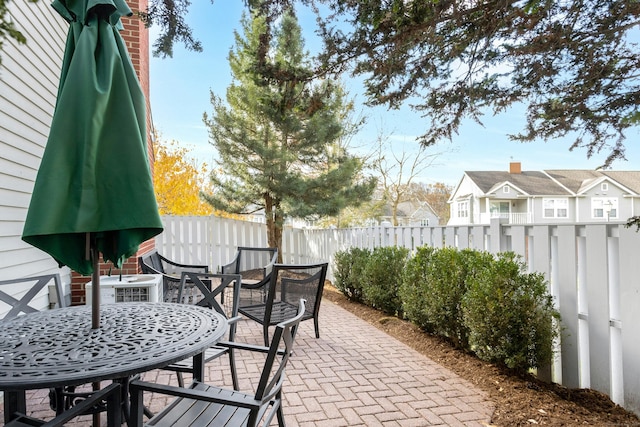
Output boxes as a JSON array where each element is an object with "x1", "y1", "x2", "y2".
[{"x1": 152, "y1": 138, "x2": 213, "y2": 216}]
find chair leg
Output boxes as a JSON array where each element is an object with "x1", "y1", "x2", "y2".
[
  {"x1": 105, "y1": 382, "x2": 122, "y2": 427},
  {"x1": 229, "y1": 349, "x2": 239, "y2": 391},
  {"x1": 314, "y1": 317, "x2": 320, "y2": 339},
  {"x1": 177, "y1": 372, "x2": 185, "y2": 388},
  {"x1": 263, "y1": 325, "x2": 270, "y2": 347},
  {"x1": 49, "y1": 387, "x2": 65, "y2": 414},
  {"x1": 275, "y1": 393, "x2": 286, "y2": 427}
]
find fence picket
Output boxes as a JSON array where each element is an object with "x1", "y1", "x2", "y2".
[{"x1": 158, "y1": 215, "x2": 640, "y2": 416}]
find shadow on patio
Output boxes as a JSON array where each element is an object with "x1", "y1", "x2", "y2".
[{"x1": 1, "y1": 300, "x2": 494, "y2": 426}]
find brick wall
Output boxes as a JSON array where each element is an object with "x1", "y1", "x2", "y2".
[{"x1": 71, "y1": 1, "x2": 155, "y2": 305}]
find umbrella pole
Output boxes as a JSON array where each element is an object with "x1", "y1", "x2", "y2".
[
  {"x1": 90, "y1": 245, "x2": 100, "y2": 329},
  {"x1": 88, "y1": 238, "x2": 102, "y2": 426}
]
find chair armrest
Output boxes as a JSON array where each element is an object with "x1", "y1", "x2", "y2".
[
  {"x1": 227, "y1": 315, "x2": 243, "y2": 325},
  {"x1": 221, "y1": 258, "x2": 238, "y2": 274},
  {"x1": 160, "y1": 256, "x2": 208, "y2": 272},
  {"x1": 216, "y1": 340, "x2": 270, "y2": 353},
  {"x1": 216, "y1": 340, "x2": 287, "y2": 356},
  {"x1": 39, "y1": 383, "x2": 121, "y2": 427},
  {"x1": 264, "y1": 263, "x2": 274, "y2": 277},
  {"x1": 138, "y1": 258, "x2": 161, "y2": 275},
  {"x1": 130, "y1": 380, "x2": 259, "y2": 410},
  {"x1": 143, "y1": 264, "x2": 179, "y2": 282},
  {"x1": 264, "y1": 253, "x2": 277, "y2": 276}
]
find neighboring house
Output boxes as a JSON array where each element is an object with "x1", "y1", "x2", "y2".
[
  {"x1": 380, "y1": 199, "x2": 440, "y2": 227},
  {"x1": 1, "y1": 1, "x2": 151, "y2": 306},
  {"x1": 447, "y1": 162, "x2": 640, "y2": 225}
]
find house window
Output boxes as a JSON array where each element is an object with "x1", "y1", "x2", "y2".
[
  {"x1": 503, "y1": 185, "x2": 510, "y2": 193},
  {"x1": 457, "y1": 201, "x2": 469, "y2": 218},
  {"x1": 543, "y1": 198, "x2": 568, "y2": 218},
  {"x1": 420, "y1": 219, "x2": 430, "y2": 227},
  {"x1": 601, "y1": 183, "x2": 609, "y2": 192},
  {"x1": 490, "y1": 201, "x2": 510, "y2": 218},
  {"x1": 592, "y1": 197, "x2": 618, "y2": 219}
]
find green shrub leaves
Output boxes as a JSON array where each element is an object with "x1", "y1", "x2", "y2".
[{"x1": 333, "y1": 246, "x2": 561, "y2": 374}]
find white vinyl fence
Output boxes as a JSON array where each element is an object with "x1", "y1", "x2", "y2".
[{"x1": 158, "y1": 215, "x2": 640, "y2": 416}]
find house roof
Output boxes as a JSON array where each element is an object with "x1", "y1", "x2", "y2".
[
  {"x1": 545, "y1": 170, "x2": 640, "y2": 195},
  {"x1": 600, "y1": 171, "x2": 640, "y2": 194},
  {"x1": 459, "y1": 169, "x2": 640, "y2": 199},
  {"x1": 382, "y1": 200, "x2": 439, "y2": 219},
  {"x1": 465, "y1": 171, "x2": 569, "y2": 196}
]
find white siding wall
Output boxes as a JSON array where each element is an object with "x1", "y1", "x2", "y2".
[
  {"x1": 448, "y1": 175, "x2": 479, "y2": 225},
  {"x1": 0, "y1": 2, "x2": 69, "y2": 285},
  {"x1": 575, "y1": 184, "x2": 624, "y2": 222}
]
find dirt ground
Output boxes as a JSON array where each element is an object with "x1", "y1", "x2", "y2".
[{"x1": 322, "y1": 284, "x2": 640, "y2": 426}]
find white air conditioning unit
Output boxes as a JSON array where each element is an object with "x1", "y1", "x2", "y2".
[{"x1": 86, "y1": 274, "x2": 163, "y2": 305}]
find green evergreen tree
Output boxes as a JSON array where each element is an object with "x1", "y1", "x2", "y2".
[{"x1": 202, "y1": 8, "x2": 375, "y2": 256}]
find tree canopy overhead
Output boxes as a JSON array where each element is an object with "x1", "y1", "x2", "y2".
[
  {"x1": 143, "y1": 0, "x2": 640, "y2": 168},
  {"x1": 317, "y1": 0, "x2": 640, "y2": 168}
]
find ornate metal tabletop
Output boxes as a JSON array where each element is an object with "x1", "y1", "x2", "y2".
[{"x1": 0, "y1": 302, "x2": 226, "y2": 390}]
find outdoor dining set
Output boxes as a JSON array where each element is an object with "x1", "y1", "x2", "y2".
[{"x1": 0, "y1": 247, "x2": 329, "y2": 426}]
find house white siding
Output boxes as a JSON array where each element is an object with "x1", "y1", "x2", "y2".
[
  {"x1": 0, "y1": 1, "x2": 69, "y2": 282},
  {"x1": 448, "y1": 166, "x2": 640, "y2": 226},
  {"x1": 448, "y1": 174, "x2": 480, "y2": 225},
  {"x1": 580, "y1": 180, "x2": 631, "y2": 222}
]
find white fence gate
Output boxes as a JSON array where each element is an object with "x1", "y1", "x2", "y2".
[{"x1": 158, "y1": 215, "x2": 640, "y2": 416}]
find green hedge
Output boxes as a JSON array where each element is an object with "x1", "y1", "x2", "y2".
[
  {"x1": 332, "y1": 245, "x2": 561, "y2": 374},
  {"x1": 333, "y1": 247, "x2": 370, "y2": 303},
  {"x1": 463, "y1": 252, "x2": 560, "y2": 373},
  {"x1": 401, "y1": 248, "x2": 493, "y2": 350},
  {"x1": 361, "y1": 246, "x2": 409, "y2": 316},
  {"x1": 399, "y1": 246, "x2": 436, "y2": 333}
]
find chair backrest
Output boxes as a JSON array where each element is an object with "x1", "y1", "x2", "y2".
[
  {"x1": 177, "y1": 272, "x2": 242, "y2": 335},
  {"x1": 254, "y1": 298, "x2": 306, "y2": 401},
  {"x1": 138, "y1": 250, "x2": 165, "y2": 274},
  {"x1": 222, "y1": 247, "x2": 277, "y2": 282},
  {"x1": 0, "y1": 274, "x2": 65, "y2": 321},
  {"x1": 279, "y1": 264, "x2": 328, "y2": 321},
  {"x1": 265, "y1": 263, "x2": 328, "y2": 322}
]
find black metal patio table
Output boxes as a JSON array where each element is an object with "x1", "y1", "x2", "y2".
[{"x1": 0, "y1": 302, "x2": 227, "y2": 424}]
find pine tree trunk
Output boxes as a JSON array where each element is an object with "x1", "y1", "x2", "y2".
[
  {"x1": 265, "y1": 194, "x2": 284, "y2": 262},
  {"x1": 273, "y1": 209, "x2": 283, "y2": 263}
]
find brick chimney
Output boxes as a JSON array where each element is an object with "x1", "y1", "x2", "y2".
[{"x1": 509, "y1": 162, "x2": 522, "y2": 174}]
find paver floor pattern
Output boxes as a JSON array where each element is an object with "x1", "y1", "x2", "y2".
[{"x1": 0, "y1": 300, "x2": 494, "y2": 426}]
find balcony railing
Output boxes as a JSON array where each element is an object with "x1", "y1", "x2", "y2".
[{"x1": 479, "y1": 212, "x2": 532, "y2": 224}]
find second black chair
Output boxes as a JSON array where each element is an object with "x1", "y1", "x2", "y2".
[
  {"x1": 6, "y1": 383, "x2": 122, "y2": 427},
  {"x1": 239, "y1": 262, "x2": 328, "y2": 346},
  {"x1": 130, "y1": 299, "x2": 307, "y2": 427},
  {"x1": 162, "y1": 271, "x2": 242, "y2": 390},
  {"x1": 221, "y1": 247, "x2": 278, "y2": 307},
  {"x1": 138, "y1": 250, "x2": 209, "y2": 303}
]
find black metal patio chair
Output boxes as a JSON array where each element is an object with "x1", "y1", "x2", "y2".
[
  {"x1": 129, "y1": 299, "x2": 307, "y2": 427},
  {"x1": 0, "y1": 274, "x2": 77, "y2": 413},
  {"x1": 221, "y1": 247, "x2": 278, "y2": 307},
  {"x1": 162, "y1": 271, "x2": 243, "y2": 390},
  {"x1": 0, "y1": 274, "x2": 65, "y2": 316},
  {"x1": 138, "y1": 250, "x2": 209, "y2": 302},
  {"x1": 238, "y1": 263, "x2": 328, "y2": 346},
  {"x1": 5, "y1": 383, "x2": 122, "y2": 427}
]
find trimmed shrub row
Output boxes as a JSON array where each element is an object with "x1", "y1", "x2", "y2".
[{"x1": 333, "y1": 246, "x2": 560, "y2": 375}]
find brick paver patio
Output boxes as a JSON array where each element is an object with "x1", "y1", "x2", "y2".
[{"x1": 0, "y1": 300, "x2": 495, "y2": 426}]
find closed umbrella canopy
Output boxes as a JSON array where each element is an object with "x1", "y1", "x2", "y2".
[{"x1": 22, "y1": 0, "x2": 163, "y2": 276}]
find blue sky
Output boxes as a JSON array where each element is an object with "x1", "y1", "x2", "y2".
[{"x1": 149, "y1": 2, "x2": 639, "y2": 187}]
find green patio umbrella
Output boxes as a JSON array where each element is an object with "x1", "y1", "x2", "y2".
[{"x1": 22, "y1": 0, "x2": 163, "y2": 327}]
